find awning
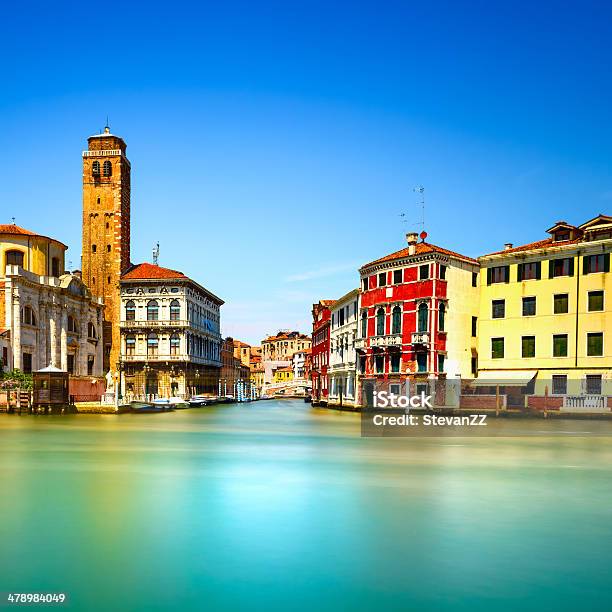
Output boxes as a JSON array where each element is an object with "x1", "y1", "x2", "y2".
[{"x1": 472, "y1": 370, "x2": 538, "y2": 386}]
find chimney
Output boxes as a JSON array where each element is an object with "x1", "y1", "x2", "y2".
[
  {"x1": 406, "y1": 232, "x2": 418, "y2": 255},
  {"x1": 504, "y1": 243, "x2": 513, "y2": 251}
]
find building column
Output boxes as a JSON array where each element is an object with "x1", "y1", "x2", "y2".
[
  {"x1": 38, "y1": 300, "x2": 48, "y2": 370},
  {"x1": 49, "y1": 306, "x2": 58, "y2": 368},
  {"x1": 12, "y1": 290, "x2": 21, "y2": 371},
  {"x1": 79, "y1": 307, "x2": 89, "y2": 376},
  {"x1": 60, "y1": 306, "x2": 68, "y2": 372}
]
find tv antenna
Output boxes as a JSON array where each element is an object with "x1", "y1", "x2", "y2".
[
  {"x1": 152, "y1": 242, "x2": 160, "y2": 265},
  {"x1": 399, "y1": 185, "x2": 427, "y2": 240}
]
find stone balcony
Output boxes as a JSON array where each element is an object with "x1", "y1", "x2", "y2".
[
  {"x1": 411, "y1": 332, "x2": 430, "y2": 346},
  {"x1": 355, "y1": 334, "x2": 403, "y2": 350},
  {"x1": 120, "y1": 319, "x2": 189, "y2": 329}
]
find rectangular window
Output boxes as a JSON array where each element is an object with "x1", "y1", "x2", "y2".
[
  {"x1": 359, "y1": 355, "x2": 366, "y2": 374},
  {"x1": 488, "y1": 266, "x2": 510, "y2": 284},
  {"x1": 393, "y1": 269, "x2": 403, "y2": 284},
  {"x1": 439, "y1": 265, "x2": 447, "y2": 280},
  {"x1": 22, "y1": 353, "x2": 32, "y2": 374},
  {"x1": 390, "y1": 354, "x2": 400, "y2": 373},
  {"x1": 87, "y1": 355, "x2": 95, "y2": 375},
  {"x1": 67, "y1": 354, "x2": 75, "y2": 374},
  {"x1": 491, "y1": 337, "x2": 504, "y2": 359},
  {"x1": 583, "y1": 254, "x2": 609, "y2": 274},
  {"x1": 362, "y1": 278, "x2": 368, "y2": 292},
  {"x1": 492, "y1": 299, "x2": 505, "y2": 319},
  {"x1": 438, "y1": 354, "x2": 445, "y2": 373},
  {"x1": 586, "y1": 374, "x2": 602, "y2": 395},
  {"x1": 552, "y1": 375, "x2": 567, "y2": 395},
  {"x1": 553, "y1": 334, "x2": 568, "y2": 357},
  {"x1": 416, "y1": 353, "x2": 427, "y2": 372},
  {"x1": 522, "y1": 296, "x2": 536, "y2": 316},
  {"x1": 419, "y1": 264, "x2": 429, "y2": 280},
  {"x1": 378, "y1": 272, "x2": 386, "y2": 287},
  {"x1": 554, "y1": 293, "x2": 569, "y2": 314},
  {"x1": 471, "y1": 316, "x2": 477, "y2": 337},
  {"x1": 375, "y1": 355, "x2": 385, "y2": 374},
  {"x1": 588, "y1": 290, "x2": 604, "y2": 312},
  {"x1": 550, "y1": 258, "x2": 573, "y2": 278},
  {"x1": 389, "y1": 384, "x2": 401, "y2": 396},
  {"x1": 472, "y1": 272, "x2": 478, "y2": 287},
  {"x1": 587, "y1": 332, "x2": 603, "y2": 357},
  {"x1": 521, "y1": 336, "x2": 535, "y2": 358},
  {"x1": 471, "y1": 356, "x2": 477, "y2": 376},
  {"x1": 518, "y1": 262, "x2": 540, "y2": 281}
]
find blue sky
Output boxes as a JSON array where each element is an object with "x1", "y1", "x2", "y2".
[{"x1": 2, "y1": 1, "x2": 611, "y2": 344}]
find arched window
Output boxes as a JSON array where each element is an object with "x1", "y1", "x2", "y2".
[
  {"x1": 438, "y1": 303, "x2": 446, "y2": 332},
  {"x1": 92, "y1": 160, "x2": 100, "y2": 176},
  {"x1": 392, "y1": 305, "x2": 402, "y2": 334},
  {"x1": 23, "y1": 306, "x2": 36, "y2": 326},
  {"x1": 88, "y1": 322, "x2": 97, "y2": 338},
  {"x1": 361, "y1": 311, "x2": 367, "y2": 338},
  {"x1": 147, "y1": 333, "x2": 158, "y2": 356},
  {"x1": 126, "y1": 300, "x2": 136, "y2": 321},
  {"x1": 126, "y1": 335, "x2": 136, "y2": 356},
  {"x1": 376, "y1": 307, "x2": 385, "y2": 336},
  {"x1": 170, "y1": 333, "x2": 180, "y2": 355},
  {"x1": 147, "y1": 300, "x2": 159, "y2": 321},
  {"x1": 6, "y1": 250, "x2": 24, "y2": 268},
  {"x1": 67, "y1": 315, "x2": 77, "y2": 332},
  {"x1": 103, "y1": 160, "x2": 112, "y2": 177},
  {"x1": 418, "y1": 303, "x2": 428, "y2": 333},
  {"x1": 170, "y1": 299, "x2": 180, "y2": 321}
]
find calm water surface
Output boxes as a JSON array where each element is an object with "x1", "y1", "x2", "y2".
[{"x1": 1, "y1": 400, "x2": 612, "y2": 611}]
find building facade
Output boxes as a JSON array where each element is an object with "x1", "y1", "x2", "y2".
[
  {"x1": 311, "y1": 300, "x2": 334, "y2": 404},
  {"x1": 221, "y1": 337, "x2": 252, "y2": 399},
  {"x1": 119, "y1": 263, "x2": 223, "y2": 400},
  {"x1": 328, "y1": 289, "x2": 360, "y2": 408},
  {"x1": 476, "y1": 215, "x2": 612, "y2": 406},
  {"x1": 82, "y1": 126, "x2": 131, "y2": 374},
  {"x1": 357, "y1": 232, "x2": 479, "y2": 407},
  {"x1": 0, "y1": 224, "x2": 104, "y2": 386}
]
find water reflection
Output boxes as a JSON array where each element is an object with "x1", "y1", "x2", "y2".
[{"x1": 1, "y1": 401, "x2": 612, "y2": 611}]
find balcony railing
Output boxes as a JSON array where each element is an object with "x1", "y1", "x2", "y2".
[
  {"x1": 120, "y1": 319, "x2": 189, "y2": 329},
  {"x1": 370, "y1": 334, "x2": 403, "y2": 348},
  {"x1": 411, "y1": 332, "x2": 430, "y2": 345},
  {"x1": 122, "y1": 354, "x2": 221, "y2": 366}
]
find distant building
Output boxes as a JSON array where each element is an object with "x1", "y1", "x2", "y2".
[
  {"x1": 274, "y1": 365, "x2": 294, "y2": 383},
  {"x1": 0, "y1": 224, "x2": 104, "y2": 389},
  {"x1": 119, "y1": 262, "x2": 223, "y2": 399},
  {"x1": 328, "y1": 289, "x2": 360, "y2": 408},
  {"x1": 261, "y1": 330, "x2": 311, "y2": 387},
  {"x1": 311, "y1": 300, "x2": 335, "y2": 405},
  {"x1": 221, "y1": 337, "x2": 251, "y2": 398}
]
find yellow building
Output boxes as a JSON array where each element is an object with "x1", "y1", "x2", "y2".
[
  {"x1": 274, "y1": 366, "x2": 294, "y2": 383},
  {"x1": 477, "y1": 214, "x2": 611, "y2": 402}
]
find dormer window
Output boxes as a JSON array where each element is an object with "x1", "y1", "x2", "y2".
[
  {"x1": 555, "y1": 231, "x2": 570, "y2": 242},
  {"x1": 92, "y1": 161, "x2": 100, "y2": 175}
]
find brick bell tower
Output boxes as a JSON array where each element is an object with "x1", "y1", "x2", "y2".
[{"x1": 82, "y1": 125, "x2": 131, "y2": 373}]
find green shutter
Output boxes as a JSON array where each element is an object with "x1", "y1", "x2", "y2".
[
  {"x1": 568, "y1": 258, "x2": 574, "y2": 277},
  {"x1": 487, "y1": 268, "x2": 492, "y2": 285},
  {"x1": 536, "y1": 261, "x2": 541, "y2": 279},
  {"x1": 517, "y1": 264, "x2": 523, "y2": 282},
  {"x1": 605, "y1": 253, "x2": 610, "y2": 273},
  {"x1": 504, "y1": 266, "x2": 510, "y2": 283},
  {"x1": 583, "y1": 256, "x2": 589, "y2": 275},
  {"x1": 548, "y1": 260, "x2": 553, "y2": 279}
]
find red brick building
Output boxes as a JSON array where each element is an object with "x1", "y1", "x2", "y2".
[
  {"x1": 311, "y1": 300, "x2": 335, "y2": 404},
  {"x1": 357, "y1": 232, "x2": 479, "y2": 407}
]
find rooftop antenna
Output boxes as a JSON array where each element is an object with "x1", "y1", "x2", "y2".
[
  {"x1": 152, "y1": 242, "x2": 160, "y2": 265},
  {"x1": 413, "y1": 185, "x2": 427, "y2": 241}
]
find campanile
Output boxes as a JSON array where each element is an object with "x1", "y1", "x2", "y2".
[{"x1": 82, "y1": 126, "x2": 131, "y2": 373}]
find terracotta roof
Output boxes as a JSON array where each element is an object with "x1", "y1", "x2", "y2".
[
  {"x1": 362, "y1": 242, "x2": 477, "y2": 269},
  {"x1": 482, "y1": 237, "x2": 580, "y2": 257},
  {"x1": 122, "y1": 262, "x2": 188, "y2": 280},
  {"x1": 319, "y1": 300, "x2": 336, "y2": 307},
  {"x1": 0, "y1": 224, "x2": 67, "y2": 248},
  {"x1": 276, "y1": 366, "x2": 293, "y2": 373}
]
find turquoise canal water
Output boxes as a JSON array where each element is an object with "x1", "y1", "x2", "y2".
[{"x1": 1, "y1": 401, "x2": 612, "y2": 611}]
